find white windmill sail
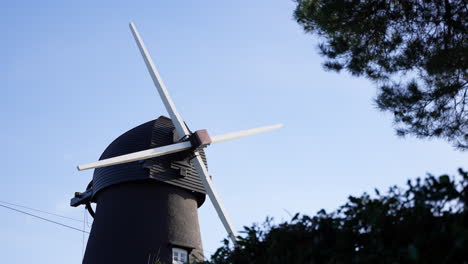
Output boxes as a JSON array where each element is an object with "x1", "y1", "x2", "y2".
[
  {"x1": 129, "y1": 22, "x2": 190, "y2": 137},
  {"x1": 210, "y1": 124, "x2": 283, "y2": 144},
  {"x1": 77, "y1": 141, "x2": 192, "y2": 171},
  {"x1": 129, "y1": 22, "x2": 239, "y2": 246},
  {"x1": 77, "y1": 124, "x2": 282, "y2": 171},
  {"x1": 77, "y1": 22, "x2": 284, "y2": 247}
]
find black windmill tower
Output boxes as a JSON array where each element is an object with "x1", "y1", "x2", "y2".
[{"x1": 71, "y1": 23, "x2": 282, "y2": 264}]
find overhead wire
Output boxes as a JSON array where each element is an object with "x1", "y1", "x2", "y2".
[
  {"x1": 85, "y1": 208, "x2": 93, "y2": 228},
  {"x1": 82, "y1": 207, "x2": 87, "y2": 257},
  {"x1": 0, "y1": 203, "x2": 89, "y2": 234},
  {"x1": 0, "y1": 200, "x2": 83, "y2": 223}
]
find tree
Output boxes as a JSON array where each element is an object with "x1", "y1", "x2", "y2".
[
  {"x1": 205, "y1": 169, "x2": 468, "y2": 264},
  {"x1": 293, "y1": 0, "x2": 467, "y2": 150}
]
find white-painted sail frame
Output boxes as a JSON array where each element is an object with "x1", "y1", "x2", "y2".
[
  {"x1": 210, "y1": 124, "x2": 283, "y2": 144},
  {"x1": 77, "y1": 141, "x2": 192, "y2": 171},
  {"x1": 77, "y1": 23, "x2": 284, "y2": 247},
  {"x1": 129, "y1": 22, "x2": 237, "y2": 246},
  {"x1": 129, "y1": 22, "x2": 190, "y2": 137},
  {"x1": 78, "y1": 124, "x2": 283, "y2": 172}
]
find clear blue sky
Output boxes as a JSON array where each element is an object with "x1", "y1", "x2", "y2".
[{"x1": 2, "y1": 0, "x2": 466, "y2": 263}]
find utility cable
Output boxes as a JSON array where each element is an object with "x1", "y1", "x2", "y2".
[
  {"x1": 85, "y1": 209, "x2": 93, "y2": 228},
  {"x1": 82, "y1": 208, "x2": 87, "y2": 257},
  {"x1": 0, "y1": 200, "x2": 83, "y2": 223},
  {"x1": 0, "y1": 203, "x2": 89, "y2": 234}
]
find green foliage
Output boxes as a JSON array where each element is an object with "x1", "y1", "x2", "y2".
[
  {"x1": 294, "y1": 0, "x2": 468, "y2": 150},
  {"x1": 205, "y1": 169, "x2": 468, "y2": 264}
]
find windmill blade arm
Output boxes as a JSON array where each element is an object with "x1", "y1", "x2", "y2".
[
  {"x1": 210, "y1": 124, "x2": 283, "y2": 144},
  {"x1": 77, "y1": 141, "x2": 192, "y2": 171},
  {"x1": 191, "y1": 153, "x2": 238, "y2": 246},
  {"x1": 129, "y1": 22, "x2": 190, "y2": 137}
]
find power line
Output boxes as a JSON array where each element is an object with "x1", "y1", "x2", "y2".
[
  {"x1": 0, "y1": 203, "x2": 89, "y2": 234},
  {"x1": 82, "y1": 207, "x2": 87, "y2": 257},
  {"x1": 0, "y1": 200, "x2": 83, "y2": 223},
  {"x1": 85, "y1": 210, "x2": 92, "y2": 228}
]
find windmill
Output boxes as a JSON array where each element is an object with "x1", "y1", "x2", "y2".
[{"x1": 71, "y1": 23, "x2": 282, "y2": 264}]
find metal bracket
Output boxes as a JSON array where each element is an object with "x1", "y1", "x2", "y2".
[{"x1": 70, "y1": 189, "x2": 93, "y2": 207}]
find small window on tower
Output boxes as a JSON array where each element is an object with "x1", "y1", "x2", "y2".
[{"x1": 172, "y1": 247, "x2": 188, "y2": 264}]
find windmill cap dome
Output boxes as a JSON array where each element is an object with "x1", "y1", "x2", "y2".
[{"x1": 92, "y1": 116, "x2": 207, "y2": 207}]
